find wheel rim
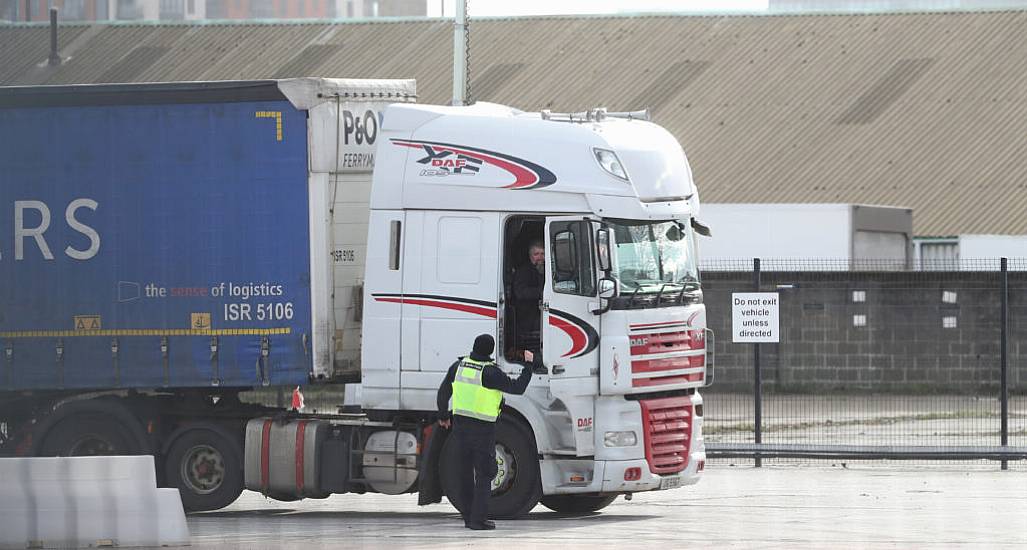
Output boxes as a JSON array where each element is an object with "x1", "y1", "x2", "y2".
[
  {"x1": 180, "y1": 444, "x2": 225, "y2": 495},
  {"x1": 492, "y1": 442, "x2": 517, "y2": 494},
  {"x1": 68, "y1": 434, "x2": 117, "y2": 456}
]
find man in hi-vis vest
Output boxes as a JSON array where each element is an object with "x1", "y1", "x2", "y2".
[{"x1": 437, "y1": 334, "x2": 533, "y2": 530}]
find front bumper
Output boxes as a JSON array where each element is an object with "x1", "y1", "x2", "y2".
[
  {"x1": 540, "y1": 443, "x2": 705, "y2": 495},
  {"x1": 600, "y1": 444, "x2": 705, "y2": 493}
]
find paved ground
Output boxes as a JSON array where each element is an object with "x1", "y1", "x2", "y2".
[{"x1": 187, "y1": 466, "x2": 1027, "y2": 549}]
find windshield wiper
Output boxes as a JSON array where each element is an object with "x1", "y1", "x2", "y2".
[
  {"x1": 655, "y1": 280, "x2": 701, "y2": 305},
  {"x1": 677, "y1": 280, "x2": 702, "y2": 303},
  {"x1": 625, "y1": 282, "x2": 643, "y2": 308},
  {"x1": 656, "y1": 283, "x2": 674, "y2": 303}
]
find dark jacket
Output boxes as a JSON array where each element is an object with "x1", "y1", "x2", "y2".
[
  {"x1": 512, "y1": 263, "x2": 544, "y2": 333},
  {"x1": 436, "y1": 351, "x2": 533, "y2": 424}
]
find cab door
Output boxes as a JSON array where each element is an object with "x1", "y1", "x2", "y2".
[
  {"x1": 543, "y1": 217, "x2": 602, "y2": 376},
  {"x1": 543, "y1": 217, "x2": 601, "y2": 454}
]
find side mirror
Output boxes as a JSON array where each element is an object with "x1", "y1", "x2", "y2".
[
  {"x1": 592, "y1": 277, "x2": 617, "y2": 316},
  {"x1": 691, "y1": 218, "x2": 712, "y2": 237},
  {"x1": 596, "y1": 228, "x2": 611, "y2": 272}
]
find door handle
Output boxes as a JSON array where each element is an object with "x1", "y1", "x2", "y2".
[{"x1": 552, "y1": 364, "x2": 565, "y2": 375}]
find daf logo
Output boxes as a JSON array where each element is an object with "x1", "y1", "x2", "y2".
[{"x1": 630, "y1": 337, "x2": 648, "y2": 347}]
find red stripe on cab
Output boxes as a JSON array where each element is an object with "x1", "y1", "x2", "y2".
[
  {"x1": 375, "y1": 297, "x2": 497, "y2": 318},
  {"x1": 549, "y1": 315, "x2": 587, "y2": 358}
]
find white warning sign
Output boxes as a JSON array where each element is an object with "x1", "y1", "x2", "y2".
[{"x1": 732, "y1": 292, "x2": 780, "y2": 343}]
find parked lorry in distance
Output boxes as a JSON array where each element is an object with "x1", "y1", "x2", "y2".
[{"x1": 0, "y1": 78, "x2": 710, "y2": 517}]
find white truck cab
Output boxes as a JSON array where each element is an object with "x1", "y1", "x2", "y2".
[{"x1": 360, "y1": 102, "x2": 709, "y2": 511}]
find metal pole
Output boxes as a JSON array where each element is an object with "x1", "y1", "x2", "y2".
[
  {"x1": 48, "y1": 7, "x2": 61, "y2": 66},
  {"x1": 754, "y1": 257, "x2": 762, "y2": 468},
  {"x1": 451, "y1": 0, "x2": 467, "y2": 106},
  {"x1": 1000, "y1": 257, "x2": 1008, "y2": 470}
]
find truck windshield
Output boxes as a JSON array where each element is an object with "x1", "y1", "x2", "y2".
[{"x1": 607, "y1": 219, "x2": 699, "y2": 293}]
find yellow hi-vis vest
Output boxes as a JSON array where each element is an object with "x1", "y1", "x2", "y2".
[{"x1": 451, "y1": 357, "x2": 502, "y2": 422}]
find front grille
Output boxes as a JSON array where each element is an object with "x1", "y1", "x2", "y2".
[
  {"x1": 639, "y1": 396, "x2": 693, "y2": 474},
  {"x1": 630, "y1": 329, "x2": 705, "y2": 388}
]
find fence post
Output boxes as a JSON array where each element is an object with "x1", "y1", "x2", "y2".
[
  {"x1": 1001, "y1": 257, "x2": 1008, "y2": 471},
  {"x1": 754, "y1": 258, "x2": 762, "y2": 468}
]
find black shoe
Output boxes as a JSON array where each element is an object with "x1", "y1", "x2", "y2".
[{"x1": 465, "y1": 520, "x2": 496, "y2": 530}]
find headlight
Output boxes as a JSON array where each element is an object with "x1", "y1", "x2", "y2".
[
  {"x1": 594, "y1": 148, "x2": 629, "y2": 181},
  {"x1": 603, "y1": 431, "x2": 637, "y2": 447}
]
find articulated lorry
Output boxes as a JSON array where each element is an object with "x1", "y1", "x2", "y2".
[{"x1": 0, "y1": 78, "x2": 710, "y2": 517}]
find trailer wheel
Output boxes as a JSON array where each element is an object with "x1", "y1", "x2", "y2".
[
  {"x1": 33, "y1": 400, "x2": 149, "y2": 457},
  {"x1": 36, "y1": 413, "x2": 141, "y2": 456},
  {"x1": 540, "y1": 494, "x2": 618, "y2": 514},
  {"x1": 440, "y1": 415, "x2": 541, "y2": 519},
  {"x1": 165, "y1": 424, "x2": 244, "y2": 512}
]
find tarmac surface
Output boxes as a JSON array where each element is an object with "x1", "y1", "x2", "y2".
[{"x1": 187, "y1": 465, "x2": 1027, "y2": 549}]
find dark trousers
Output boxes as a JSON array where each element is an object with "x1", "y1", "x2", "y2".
[{"x1": 454, "y1": 416, "x2": 497, "y2": 523}]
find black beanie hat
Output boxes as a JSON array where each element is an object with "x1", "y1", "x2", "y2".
[{"x1": 472, "y1": 334, "x2": 495, "y2": 357}]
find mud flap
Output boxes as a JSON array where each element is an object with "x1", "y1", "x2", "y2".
[{"x1": 417, "y1": 423, "x2": 449, "y2": 505}]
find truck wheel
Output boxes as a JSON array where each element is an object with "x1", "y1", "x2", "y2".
[
  {"x1": 165, "y1": 424, "x2": 244, "y2": 512},
  {"x1": 440, "y1": 416, "x2": 541, "y2": 519},
  {"x1": 540, "y1": 494, "x2": 618, "y2": 514}
]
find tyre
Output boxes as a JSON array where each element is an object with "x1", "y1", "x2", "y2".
[
  {"x1": 164, "y1": 424, "x2": 244, "y2": 512},
  {"x1": 36, "y1": 413, "x2": 143, "y2": 456},
  {"x1": 440, "y1": 415, "x2": 542, "y2": 519},
  {"x1": 540, "y1": 494, "x2": 618, "y2": 514},
  {"x1": 34, "y1": 400, "x2": 149, "y2": 457}
]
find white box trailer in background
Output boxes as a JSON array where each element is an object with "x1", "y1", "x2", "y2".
[{"x1": 698, "y1": 203, "x2": 913, "y2": 270}]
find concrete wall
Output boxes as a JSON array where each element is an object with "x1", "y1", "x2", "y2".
[{"x1": 703, "y1": 269, "x2": 1027, "y2": 393}]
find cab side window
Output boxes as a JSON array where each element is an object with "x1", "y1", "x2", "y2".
[{"x1": 550, "y1": 220, "x2": 595, "y2": 297}]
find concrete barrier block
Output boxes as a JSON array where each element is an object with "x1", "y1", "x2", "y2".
[{"x1": 0, "y1": 456, "x2": 189, "y2": 549}]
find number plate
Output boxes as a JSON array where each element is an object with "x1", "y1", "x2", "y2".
[{"x1": 659, "y1": 475, "x2": 683, "y2": 490}]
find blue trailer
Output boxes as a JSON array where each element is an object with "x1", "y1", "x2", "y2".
[
  {"x1": 1, "y1": 85, "x2": 311, "y2": 391},
  {"x1": 0, "y1": 79, "x2": 416, "y2": 511}
]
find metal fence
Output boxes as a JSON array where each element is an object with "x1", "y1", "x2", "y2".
[
  {"x1": 246, "y1": 258, "x2": 1027, "y2": 469},
  {"x1": 701, "y1": 258, "x2": 1027, "y2": 469}
]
